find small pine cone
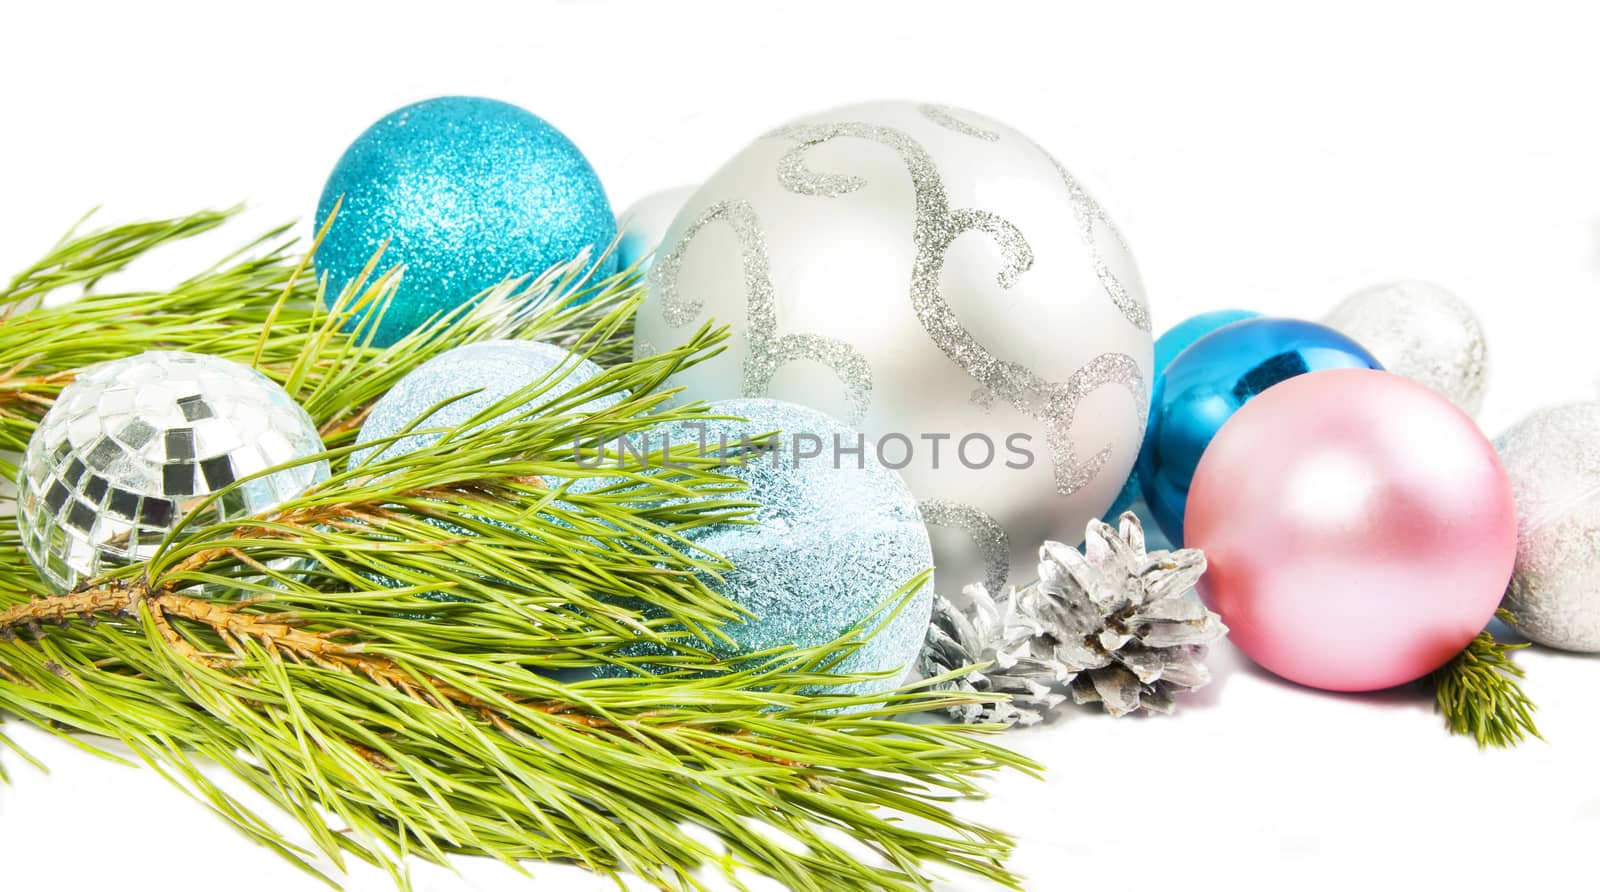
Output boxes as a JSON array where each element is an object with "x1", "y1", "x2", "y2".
[
  {"x1": 923, "y1": 584, "x2": 1067, "y2": 726},
  {"x1": 922, "y1": 512, "x2": 1227, "y2": 725}
]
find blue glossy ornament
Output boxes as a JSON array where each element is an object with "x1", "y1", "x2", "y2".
[
  {"x1": 1137, "y1": 317, "x2": 1382, "y2": 545},
  {"x1": 1153, "y1": 309, "x2": 1262, "y2": 372},
  {"x1": 630, "y1": 398, "x2": 934, "y2": 701},
  {"x1": 1102, "y1": 309, "x2": 1260, "y2": 523},
  {"x1": 315, "y1": 96, "x2": 617, "y2": 347},
  {"x1": 353, "y1": 339, "x2": 620, "y2": 465}
]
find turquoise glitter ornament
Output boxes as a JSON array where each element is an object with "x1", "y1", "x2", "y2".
[
  {"x1": 353, "y1": 339, "x2": 620, "y2": 466},
  {"x1": 629, "y1": 398, "x2": 935, "y2": 700},
  {"x1": 314, "y1": 96, "x2": 617, "y2": 347}
]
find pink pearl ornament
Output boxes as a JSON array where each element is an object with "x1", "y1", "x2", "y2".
[{"x1": 1185, "y1": 369, "x2": 1516, "y2": 692}]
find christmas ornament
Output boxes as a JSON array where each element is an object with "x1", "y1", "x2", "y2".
[
  {"x1": 923, "y1": 512, "x2": 1223, "y2": 724},
  {"x1": 354, "y1": 339, "x2": 621, "y2": 465},
  {"x1": 637, "y1": 398, "x2": 934, "y2": 698},
  {"x1": 1324, "y1": 280, "x2": 1487, "y2": 415},
  {"x1": 17, "y1": 351, "x2": 329, "y2": 591},
  {"x1": 314, "y1": 96, "x2": 616, "y2": 347},
  {"x1": 353, "y1": 340, "x2": 623, "y2": 609},
  {"x1": 616, "y1": 185, "x2": 696, "y2": 272},
  {"x1": 1186, "y1": 369, "x2": 1516, "y2": 691},
  {"x1": 637, "y1": 100, "x2": 1153, "y2": 597},
  {"x1": 0, "y1": 209, "x2": 1038, "y2": 892},
  {"x1": 1138, "y1": 317, "x2": 1381, "y2": 545},
  {"x1": 1104, "y1": 308, "x2": 1260, "y2": 520},
  {"x1": 1153, "y1": 308, "x2": 1260, "y2": 373},
  {"x1": 1495, "y1": 402, "x2": 1600, "y2": 651}
]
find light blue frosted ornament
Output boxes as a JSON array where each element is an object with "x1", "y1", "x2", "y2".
[
  {"x1": 1103, "y1": 309, "x2": 1260, "y2": 523},
  {"x1": 354, "y1": 339, "x2": 620, "y2": 466},
  {"x1": 352, "y1": 339, "x2": 621, "y2": 611},
  {"x1": 1137, "y1": 317, "x2": 1381, "y2": 545},
  {"x1": 624, "y1": 398, "x2": 935, "y2": 701},
  {"x1": 315, "y1": 96, "x2": 617, "y2": 347}
]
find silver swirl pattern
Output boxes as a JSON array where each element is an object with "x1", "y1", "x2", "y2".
[
  {"x1": 648, "y1": 199, "x2": 874, "y2": 422},
  {"x1": 1037, "y1": 146, "x2": 1150, "y2": 332},
  {"x1": 919, "y1": 498, "x2": 1010, "y2": 596},
  {"x1": 767, "y1": 119, "x2": 1146, "y2": 496},
  {"x1": 926, "y1": 103, "x2": 1148, "y2": 332},
  {"x1": 919, "y1": 103, "x2": 1000, "y2": 141}
]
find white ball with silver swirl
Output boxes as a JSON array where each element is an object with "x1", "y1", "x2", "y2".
[
  {"x1": 922, "y1": 513, "x2": 1225, "y2": 724},
  {"x1": 636, "y1": 100, "x2": 1153, "y2": 599},
  {"x1": 1323, "y1": 280, "x2": 1488, "y2": 415},
  {"x1": 16, "y1": 351, "x2": 329, "y2": 592},
  {"x1": 1496, "y1": 402, "x2": 1600, "y2": 651}
]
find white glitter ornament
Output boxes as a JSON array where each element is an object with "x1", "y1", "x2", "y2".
[
  {"x1": 637, "y1": 100, "x2": 1153, "y2": 596},
  {"x1": 616, "y1": 185, "x2": 697, "y2": 272},
  {"x1": 1323, "y1": 280, "x2": 1488, "y2": 415},
  {"x1": 17, "y1": 351, "x2": 329, "y2": 592},
  {"x1": 1496, "y1": 402, "x2": 1600, "y2": 651}
]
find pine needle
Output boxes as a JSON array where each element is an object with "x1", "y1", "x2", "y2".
[
  {"x1": 1427, "y1": 609, "x2": 1542, "y2": 749},
  {"x1": 0, "y1": 211, "x2": 1034, "y2": 891},
  {"x1": 0, "y1": 207, "x2": 323, "y2": 477}
]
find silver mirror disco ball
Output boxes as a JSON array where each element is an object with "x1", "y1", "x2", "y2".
[{"x1": 16, "y1": 351, "x2": 330, "y2": 592}]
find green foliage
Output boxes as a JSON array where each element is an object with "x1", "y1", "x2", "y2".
[
  {"x1": 0, "y1": 208, "x2": 320, "y2": 474},
  {"x1": 1427, "y1": 609, "x2": 1542, "y2": 749},
  {"x1": 0, "y1": 211, "x2": 1032, "y2": 891}
]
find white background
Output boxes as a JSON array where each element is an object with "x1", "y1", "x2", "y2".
[{"x1": 3, "y1": 1, "x2": 1600, "y2": 890}]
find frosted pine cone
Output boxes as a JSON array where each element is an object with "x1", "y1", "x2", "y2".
[
  {"x1": 922, "y1": 512, "x2": 1227, "y2": 724},
  {"x1": 923, "y1": 582, "x2": 1065, "y2": 726}
]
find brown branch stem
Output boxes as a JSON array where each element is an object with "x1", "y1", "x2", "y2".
[
  {"x1": 0, "y1": 579, "x2": 805, "y2": 768},
  {"x1": 0, "y1": 364, "x2": 76, "y2": 417},
  {"x1": 318, "y1": 403, "x2": 375, "y2": 441},
  {"x1": 0, "y1": 484, "x2": 804, "y2": 770},
  {"x1": 0, "y1": 580, "x2": 579, "y2": 716}
]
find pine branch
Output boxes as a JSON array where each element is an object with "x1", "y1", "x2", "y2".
[
  {"x1": 0, "y1": 207, "x2": 639, "y2": 466},
  {"x1": 1427, "y1": 609, "x2": 1542, "y2": 748},
  {"x1": 0, "y1": 208, "x2": 322, "y2": 474},
  {"x1": 0, "y1": 220, "x2": 1032, "y2": 891},
  {"x1": 2, "y1": 206, "x2": 249, "y2": 305}
]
